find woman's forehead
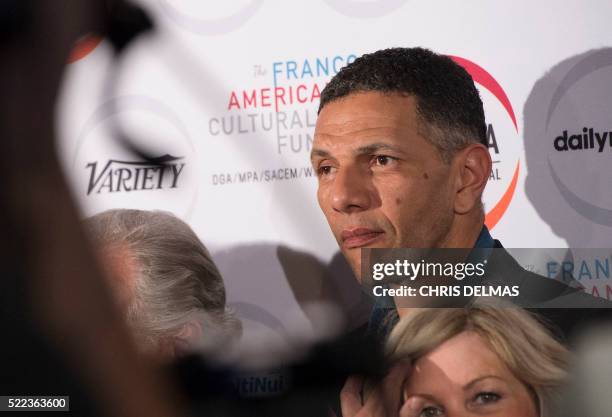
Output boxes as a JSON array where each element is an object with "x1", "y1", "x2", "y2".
[{"x1": 406, "y1": 331, "x2": 514, "y2": 391}]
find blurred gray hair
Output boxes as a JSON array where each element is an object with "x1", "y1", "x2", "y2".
[{"x1": 84, "y1": 209, "x2": 241, "y2": 355}]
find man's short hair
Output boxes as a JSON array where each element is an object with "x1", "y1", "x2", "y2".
[
  {"x1": 84, "y1": 209, "x2": 241, "y2": 355},
  {"x1": 319, "y1": 47, "x2": 487, "y2": 161}
]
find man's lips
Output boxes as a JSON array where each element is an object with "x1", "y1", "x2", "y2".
[{"x1": 341, "y1": 228, "x2": 385, "y2": 249}]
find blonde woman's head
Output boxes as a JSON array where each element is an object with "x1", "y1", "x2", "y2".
[{"x1": 387, "y1": 302, "x2": 569, "y2": 417}]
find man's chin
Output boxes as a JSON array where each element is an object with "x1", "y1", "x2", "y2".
[
  {"x1": 341, "y1": 239, "x2": 393, "y2": 283},
  {"x1": 342, "y1": 249, "x2": 364, "y2": 283}
]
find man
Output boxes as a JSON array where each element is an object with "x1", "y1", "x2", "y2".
[
  {"x1": 85, "y1": 209, "x2": 241, "y2": 361},
  {"x1": 312, "y1": 47, "x2": 490, "y2": 279},
  {"x1": 312, "y1": 47, "x2": 608, "y2": 313},
  {"x1": 311, "y1": 47, "x2": 610, "y2": 416}
]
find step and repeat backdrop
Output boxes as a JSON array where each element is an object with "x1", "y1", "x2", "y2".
[{"x1": 56, "y1": 0, "x2": 612, "y2": 344}]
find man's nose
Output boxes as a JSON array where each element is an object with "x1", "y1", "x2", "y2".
[{"x1": 331, "y1": 165, "x2": 374, "y2": 213}]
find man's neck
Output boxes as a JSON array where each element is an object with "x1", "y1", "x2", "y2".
[
  {"x1": 396, "y1": 222, "x2": 490, "y2": 319},
  {"x1": 439, "y1": 212, "x2": 485, "y2": 248}
]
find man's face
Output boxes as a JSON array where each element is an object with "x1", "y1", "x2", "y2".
[{"x1": 312, "y1": 92, "x2": 457, "y2": 278}]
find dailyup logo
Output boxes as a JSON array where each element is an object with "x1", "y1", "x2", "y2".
[{"x1": 545, "y1": 49, "x2": 612, "y2": 226}]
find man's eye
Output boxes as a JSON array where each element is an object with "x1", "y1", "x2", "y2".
[
  {"x1": 317, "y1": 165, "x2": 334, "y2": 176},
  {"x1": 419, "y1": 406, "x2": 444, "y2": 417},
  {"x1": 372, "y1": 155, "x2": 396, "y2": 167},
  {"x1": 473, "y1": 392, "x2": 501, "y2": 405}
]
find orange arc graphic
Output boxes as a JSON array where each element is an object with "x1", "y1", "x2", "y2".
[
  {"x1": 450, "y1": 55, "x2": 520, "y2": 231},
  {"x1": 485, "y1": 160, "x2": 520, "y2": 230},
  {"x1": 68, "y1": 35, "x2": 102, "y2": 63}
]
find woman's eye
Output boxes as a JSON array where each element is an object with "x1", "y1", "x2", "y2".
[
  {"x1": 419, "y1": 406, "x2": 444, "y2": 417},
  {"x1": 473, "y1": 392, "x2": 501, "y2": 405}
]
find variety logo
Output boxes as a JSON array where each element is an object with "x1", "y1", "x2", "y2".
[
  {"x1": 450, "y1": 56, "x2": 521, "y2": 230},
  {"x1": 72, "y1": 96, "x2": 198, "y2": 218},
  {"x1": 86, "y1": 154, "x2": 186, "y2": 195},
  {"x1": 545, "y1": 48, "x2": 612, "y2": 226}
]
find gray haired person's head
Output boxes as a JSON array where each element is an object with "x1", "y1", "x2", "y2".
[{"x1": 84, "y1": 209, "x2": 241, "y2": 358}]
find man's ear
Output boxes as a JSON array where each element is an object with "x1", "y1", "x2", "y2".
[
  {"x1": 172, "y1": 321, "x2": 203, "y2": 356},
  {"x1": 452, "y1": 143, "x2": 491, "y2": 214}
]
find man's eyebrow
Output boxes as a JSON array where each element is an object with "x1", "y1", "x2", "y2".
[
  {"x1": 463, "y1": 375, "x2": 505, "y2": 390},
  {"x1": 355, "y1": 143, "x2": 404, "y2": 155},
  {"x1": 310, "y1": 148, "x2": 332, "y2": 159}
]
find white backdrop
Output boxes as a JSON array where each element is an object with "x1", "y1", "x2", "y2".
[{"x1": 56, "y1": 0, "x2": 612, "y2": 344}]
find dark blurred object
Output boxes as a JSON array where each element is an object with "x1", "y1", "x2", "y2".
[
  {"x1": 0, "y1": 0, "x2": 31, "y2": 41},
  {"x1": 103, "y1": 0, "x2": 172, "y2": 167},
  {"x1": 0, "y1": 1, "x2": 392, "y2": 416},
  {"x1": 105, "y1": 0, "x2": 153, "y2": 53},
  {"x1": 0, "y1": 1, "x2": 184, "y2": 416},
  {"x1": 172, "y1": 331, "x2": 386, "y2": 417}
]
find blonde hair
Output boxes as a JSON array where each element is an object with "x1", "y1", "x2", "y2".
[{"x1": 387, "y1": 301, "x2": 570, "y2": 417}]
